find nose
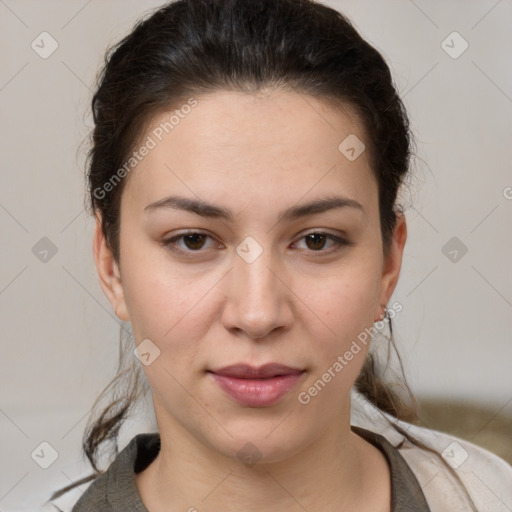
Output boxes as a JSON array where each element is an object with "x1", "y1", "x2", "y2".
[{"x1": 221, "y1": 246, "x2": 293, "y2": 341}]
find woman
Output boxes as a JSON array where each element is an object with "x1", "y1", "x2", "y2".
[{"x1": 47, "y1": 0, "x2": 512, "y2": 510}]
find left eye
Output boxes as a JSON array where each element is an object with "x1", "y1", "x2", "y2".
[
  {"x1": 293, "y1": 232, "x2": 347, "y2": 252},
  {"x1": 161, "y1": 231, "x2": 348, "y2": 254}
]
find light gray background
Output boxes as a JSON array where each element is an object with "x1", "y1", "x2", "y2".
[{"x1": 1, "y1": 0, "x2": 511, "y2": 510}]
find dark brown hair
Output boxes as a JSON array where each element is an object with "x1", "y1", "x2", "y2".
[{"x1": 50, "y1": 0, "x2": 475, "y2": 508}]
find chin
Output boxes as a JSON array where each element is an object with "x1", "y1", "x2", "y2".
[{"x1": 201, "y1": 416, "x2": 313, "y2": 467}]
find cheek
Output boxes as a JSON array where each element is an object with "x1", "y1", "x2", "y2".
[
  {"x1": 118, "y1": 239, "x2": 238, "y2": 390},
  {"x1": 298, "y1": 256, "x2": 382, "y2": 346},
  {"x1": 294, "y1": 273, "x2": 380, "y2": 413},
  {"x1": 291, "y1": 254, "x2": 382, "y2": 401},
  {"x1": 122, "y1": 263, "x2": 218, "y2": 344},
  {"x1": 119, "y1": 225, "x2": 202, "y2": 327},
  {"x1": 119, "y1": 253, "x2": 219, "y2": 408}
]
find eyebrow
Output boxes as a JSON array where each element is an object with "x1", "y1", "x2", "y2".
[{"x1": 144, "y1": 195, "x2": 364, "y2": 222}]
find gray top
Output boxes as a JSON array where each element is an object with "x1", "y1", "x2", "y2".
[{"x1": 69, "y1": 426, "x2": 431, "y2": 511}]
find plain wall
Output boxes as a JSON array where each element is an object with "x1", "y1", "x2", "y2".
[{"x1": 1, "y1": 1, "x2": 511, "y2": 510}]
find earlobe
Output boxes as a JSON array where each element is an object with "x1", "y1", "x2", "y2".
[{"x1": 93, "y1": 215, "x2": 130, "y2": 322}]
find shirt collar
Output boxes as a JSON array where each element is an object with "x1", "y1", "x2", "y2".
[{"x1": 104, "y1": 422, "x2": 430, "y2": 512}]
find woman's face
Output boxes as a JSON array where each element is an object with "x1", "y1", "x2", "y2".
[{"x1": 95, "y1": 89, "x2": 406, "y2": 463}]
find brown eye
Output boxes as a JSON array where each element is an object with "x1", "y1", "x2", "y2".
[
  {"x1": 162, "y1": 231, "x2": 219, "y2": 255},
  {"x1": 305, "y1": 233, "x2": 328, "y2": 251},
  {"x1": 181, "y1": 233, "x2": 208, "y2": 250},
  {"x1": 294, "y1": 232, "x2": 349, "y2": 253}
]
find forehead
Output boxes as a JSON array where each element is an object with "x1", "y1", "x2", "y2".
[{"x1": 122, "y1": 89, "x2": 376, "y2": 211}]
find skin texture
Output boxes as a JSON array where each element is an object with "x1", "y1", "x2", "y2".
[{"x1": 93, "y1": 89, "x2": 407, "y2": 511}]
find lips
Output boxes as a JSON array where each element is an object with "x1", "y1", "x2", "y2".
[
  {"x1": 211, "y1": 363, "x2": 304, "y2": 379},
  {"x1": 208, "y1": 363, "x2": 305, "y2": 407}
]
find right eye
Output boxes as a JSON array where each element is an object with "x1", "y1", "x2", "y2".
[{"x1": 161, "y1": 231, "x2": 223, "y2": 255}]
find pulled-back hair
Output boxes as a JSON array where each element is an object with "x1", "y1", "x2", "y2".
[{"x1": 51, "y1": 1, "x2": 475, "y2": 508}]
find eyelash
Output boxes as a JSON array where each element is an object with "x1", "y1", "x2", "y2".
[{"x1": 160, "y1": 230, "x2": 351, "y2": 257}]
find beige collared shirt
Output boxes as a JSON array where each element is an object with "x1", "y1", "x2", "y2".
[{"x1": 350, "y1": 390, "x2": 512, "y2": 511}]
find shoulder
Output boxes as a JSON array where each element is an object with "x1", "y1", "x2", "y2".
[
  {"x1": 42, "y1": 472, "x2": 108, "y2": 512},
  {"x1": 44, "y1": 433, "x2": 159, "y2": 512},
  {"x1": 351, "y1": 389, "x2": 512, "y2": 512},
  {"x1": 397, "y1": 421, "x2": 512, "y2": 512}
]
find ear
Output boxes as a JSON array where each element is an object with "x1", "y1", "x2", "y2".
[
  {"x1": 376, "y1": 211, "x2": 407, "y2": 317},
  {"x1": 93, "y1": 214, "x2": 130, "y2": 321}
]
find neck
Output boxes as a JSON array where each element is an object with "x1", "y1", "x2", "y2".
[{"x1": 135, "y1": 403, "x2": 391, "y2": 512}]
